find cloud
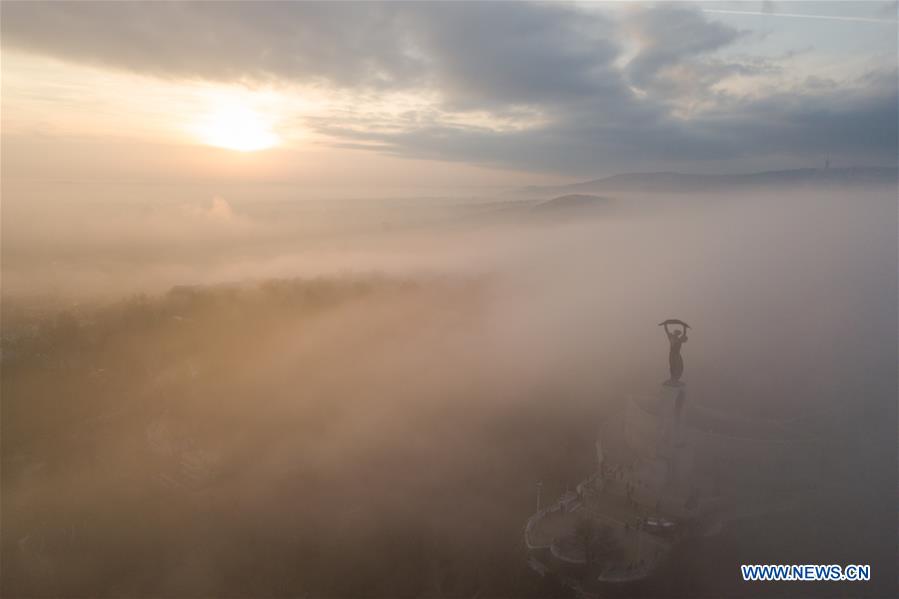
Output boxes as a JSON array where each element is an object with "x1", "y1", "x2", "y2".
[
  {"x1": 0, "y1": 2, "x2": 423, "y2": 88},
  {"x1": 624, "y1": 4, "x2": 747, "y2": 96},
  {"x1": 1, "y1": 1, "x2": 624, "y2": 109},
  {"x1": 701, "y1": 7, "x2": 899, "y2": 24},
  {"x1": 400, "y1": 2, "x2": 624, "y2": 110},
  {"x1": 312, "y1": 67, "x2": 897, "y2": 174},
  {"x1": 2, "y1": 1, "x2": 896, "y2": 175}
]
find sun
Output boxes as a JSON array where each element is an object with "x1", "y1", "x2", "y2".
[{"x1": 195, "y1": 102, "x2": 280, "y2": 152}]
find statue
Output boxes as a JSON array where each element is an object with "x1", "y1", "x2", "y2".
[{"x1": 659, "y1": 319, "x2": 690, "y2": 386}]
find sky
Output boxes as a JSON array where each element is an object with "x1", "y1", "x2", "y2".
[{"x1": 1, "y1": 1, "x2": 897, "y2": 189}]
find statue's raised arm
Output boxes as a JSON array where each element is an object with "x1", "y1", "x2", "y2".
[{"x1": 658, "y1": 319, "x2": 691, "y2": 330}]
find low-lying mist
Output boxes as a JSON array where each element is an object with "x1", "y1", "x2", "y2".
[{"x1": 2, "y1": 183, "x2": 896, "y2": 597}]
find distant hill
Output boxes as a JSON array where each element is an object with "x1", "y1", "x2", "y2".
[
  {"x1": 532, "y1": 194, "x2": 612, "y2": 213},
  {"x1": 518, "y1": 167, "x2": 898, "y2": 196}
]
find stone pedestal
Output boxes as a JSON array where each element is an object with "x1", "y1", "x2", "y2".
[
  {"x1": 658, "y1": 383, "x2": 695, "y2": 491},
  {"x1": 657, "y1": 383, "x2": 687, "y2": 451},
  {"x1": 623, "y1": 383, "x2": 695, "y2": 499}
]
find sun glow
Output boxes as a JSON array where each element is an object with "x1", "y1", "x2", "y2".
[{"x1": 195, "y1": 102, "x2": 280, "y2": 152}]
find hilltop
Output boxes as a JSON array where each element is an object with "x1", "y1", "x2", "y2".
[{"x1": 519, "y1": 167, "x2": 898, "y2": 196}]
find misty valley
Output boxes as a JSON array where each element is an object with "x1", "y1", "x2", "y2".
[{"x1": 3, "y1": 174, "x2": 896, "y2": 597}]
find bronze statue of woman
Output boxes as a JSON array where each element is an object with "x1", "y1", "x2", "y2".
[{"x1": 659, "y1": 319, "x2": 689, "y2": 385}]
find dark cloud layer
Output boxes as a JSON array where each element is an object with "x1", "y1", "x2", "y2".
[
  {"x1": 1, "y1": 2, "x2": 422, "y2": 88},
  {"x1": 2, "y1": 1, "x2": 896, "y2": 175},
  {"x1": 625, "y1": 3, "x2": 747, "y2": 95}
]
